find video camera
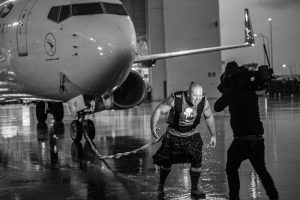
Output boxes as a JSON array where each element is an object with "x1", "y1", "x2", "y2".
[{"x1": 218, "y1": 61, "x2": 274, "y2": 93}]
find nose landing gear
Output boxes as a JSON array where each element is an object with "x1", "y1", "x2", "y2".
[
  {"x1": 70, "y1": 111, "x2": 95, "y2": 143},
  {"x1": 82, "y1": 119, "x2": 95, "y2": 140},
  {"x1": 70, "y1": 120, "x2": 82, "y2": 142}
]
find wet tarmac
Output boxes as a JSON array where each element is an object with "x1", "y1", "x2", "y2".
[{"x1": 0, "y1": 95, "x2": 300, "y2": 200}]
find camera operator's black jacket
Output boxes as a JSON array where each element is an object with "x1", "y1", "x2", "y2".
[{"x1": 214, "y1": 88, "x2": 264, "y2": 137}]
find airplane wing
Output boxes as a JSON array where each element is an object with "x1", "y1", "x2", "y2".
[{"x1": 134, "y1": 9, "x2": 254, "y2": 66}]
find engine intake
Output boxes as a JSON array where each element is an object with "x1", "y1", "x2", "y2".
[
  {"x1": 112, "y1": 70, "x2": 146, "y2": 109},
  {"x1": 72, "y1": 70, "x2": 147, "y2": 113}
]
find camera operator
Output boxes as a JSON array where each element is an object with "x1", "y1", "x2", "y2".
[{"x1": 214, "y1": 61, "x2": 279, "y2": 200}]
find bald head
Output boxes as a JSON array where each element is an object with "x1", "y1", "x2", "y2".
[
  {"x1": 189, "y1": 83, "x2": 203, "y2": 93},
  {"x1": 188, "y1": 83, "x2": 204, "y2": 106}
]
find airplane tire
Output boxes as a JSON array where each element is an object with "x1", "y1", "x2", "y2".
[
  {"x1": 52, "y1": 102, "x2": 64, "y2": 122},
  {"x1": 83, "y1": 119, "x2": 95, "y2": 140},
  {"x1": 70, "y1": 120, "x2": 83, "y2": 142},
  {"x1": 36, "y1": 102, "x2": 47, "y2": 122}
]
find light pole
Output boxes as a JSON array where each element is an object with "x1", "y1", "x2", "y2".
[
  {"x1": 254, "y1": 33, "x2": 270, "y2": 65},
  {"x1": 268, "y1": 18, "x2": 273, "y2": 69}
]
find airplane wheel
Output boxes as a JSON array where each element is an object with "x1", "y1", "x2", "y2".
[
  {"x1": 52, "y1": 102, "x2": 64, "y2": 122},
  {"x1": 36, "y1": 101, "x2": 47, "y2": 122},
  {"x1": 70, "y1": 120, "x2": 83, "y2": 142},
  {"x1": 83, "y1": 119, "x2": 95, "y2": 140}
]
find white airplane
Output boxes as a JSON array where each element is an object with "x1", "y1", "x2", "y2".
[{"x1": 0, "y1": 0, "x2": 254, "y2": 142}]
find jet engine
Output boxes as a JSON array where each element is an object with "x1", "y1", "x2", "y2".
[
  {"x1": 68, "y1": 70, "x2": 147, "y2": 113},
  {"x1": 110, "y1": 70, "x2": 147, "y2": 109}
]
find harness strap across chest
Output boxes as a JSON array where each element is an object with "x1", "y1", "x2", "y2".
[{"x1": 173, "y1": 91, "x2": 205, "y2": 132}]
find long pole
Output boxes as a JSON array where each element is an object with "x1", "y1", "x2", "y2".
[
  {"x1": 262, "y1": 36, "x2": 266, "y2": 65},
  {"x1": 263, "y1": 44, "x2": 271, "y2": 68},
  {"x1": 268, "y1": 18, "x2": 273, "y2": 69},
  {"x1": 254, "y1": 33, "x2": 270, "y2": 66}
]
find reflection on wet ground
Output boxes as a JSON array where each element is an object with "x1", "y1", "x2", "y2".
[{"x1": 0, "y1": 95, "x2": 300, "y2": 200}]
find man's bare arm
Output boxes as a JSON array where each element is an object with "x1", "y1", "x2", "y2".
[
  {"x1": 150, "y1": 96, "x2": 174, "y2": 138},
  {"x1": 203, "y1": 98, "x2": 217, "y2": 147},
  {"x1": 203, "y1": 99, "x2": 216, "y2": 136}
]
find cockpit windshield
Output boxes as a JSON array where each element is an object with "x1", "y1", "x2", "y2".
[
  {"x1": 47, "y1": 2, "x2": 128, "y2": 23},
  {"x1": 72, "y1": 3, "x2": 103, "y2": 16},
  {"x1": 103, "y1": 3, "x2": 127, "y2": 16}
]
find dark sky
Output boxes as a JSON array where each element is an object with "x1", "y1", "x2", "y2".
[{"x1": 219, "y1": 0, "x2": 300, "y2": 75}]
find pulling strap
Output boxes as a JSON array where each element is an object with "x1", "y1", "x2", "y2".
[{"x1": 172, "y1": 91, "x2": 206, "y2": 132}]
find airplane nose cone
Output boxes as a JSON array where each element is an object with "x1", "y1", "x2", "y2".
[
  {"x1": 85, "y1": 17, "x2": 135, "y2": 49},
  {"x1": 79, "y1": 17, "x2": 136, "y2": 93}
]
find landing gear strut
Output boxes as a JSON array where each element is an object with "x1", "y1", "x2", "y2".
[{"x1": 70, "y1": 111, "x2": 95, "y2": 143}]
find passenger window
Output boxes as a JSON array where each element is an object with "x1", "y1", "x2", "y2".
[
  {"x1": 72, "y1": 3, "x2": 103, "y2": 16},
  {"x1": 59, "y1": 5, "x2": 70, "y2": 22},
  {"x1": 103, "y1": 3, "x2": 127, "y2": 16},
  {"x1": 48, "y1": 6, "x2": 60, "y2": 23}
]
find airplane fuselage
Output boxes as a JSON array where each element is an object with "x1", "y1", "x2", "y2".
[{"x1": 0, "y1": 0, "x2": 136, "y2": 101}]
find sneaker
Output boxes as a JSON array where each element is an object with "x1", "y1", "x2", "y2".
[{"x1": 191, "y1": 189, "x2": 206, "y2": 199}]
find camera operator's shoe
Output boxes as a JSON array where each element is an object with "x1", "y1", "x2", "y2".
[{"x1": 191, "y1": 189, "x2": 206, "y2": 199}]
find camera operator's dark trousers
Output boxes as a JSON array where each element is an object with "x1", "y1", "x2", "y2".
[{"x1": 226, "y1": 136, "x2": 278, "y2": 200}]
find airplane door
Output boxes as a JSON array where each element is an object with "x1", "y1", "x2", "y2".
[{"x1": 17, "y1": 0, "x2": 37, "y2": 57}]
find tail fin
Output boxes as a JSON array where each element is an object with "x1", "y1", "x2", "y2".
[{"x1": 244, "y1": 9, "x2": 255, "y2": 45}]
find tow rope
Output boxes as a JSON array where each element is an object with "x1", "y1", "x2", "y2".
[{"x1": 84, "y1": 132, "x2": 165, "y2": 160}]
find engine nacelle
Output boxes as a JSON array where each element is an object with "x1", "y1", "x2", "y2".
[
  {"x1": 68, "y1": 70, "x2": 147, "y2": 114},
  {"x1": 111, "y1": 70, "x2": 147, "y2": 109}
]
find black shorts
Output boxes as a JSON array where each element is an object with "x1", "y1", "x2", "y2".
[{"x1": 152, "y1": 132, "x2": 203, "y2": 166}]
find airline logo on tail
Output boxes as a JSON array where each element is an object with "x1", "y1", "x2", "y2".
[{"x1": 244, "y1": 9, "x2": 254, "y2": 45}]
